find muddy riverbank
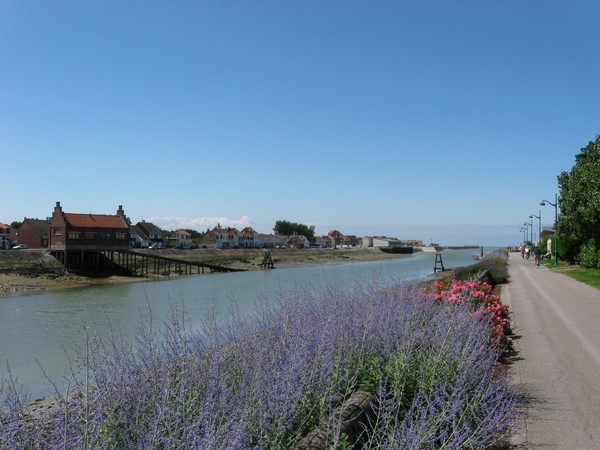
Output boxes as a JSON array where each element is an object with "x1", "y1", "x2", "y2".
[{"x1": 0, "y1": 247, "x2": 415, "y2": 294}]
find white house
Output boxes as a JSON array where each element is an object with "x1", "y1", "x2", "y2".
[
  {"x1": 215, "y1": 227, "x2": 239, "y2": 249},
  {"x1": 174, "y1": 229, "x2": 193, "y2": 249},
  {"x1": 239, "y1": 227, "x2": 263, "y2": 248}
]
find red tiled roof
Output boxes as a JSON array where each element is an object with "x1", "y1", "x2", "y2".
[{"x1": 64, "y1": 213, "x2": 128, "y2": 229}]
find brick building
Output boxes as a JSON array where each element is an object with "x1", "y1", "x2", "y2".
[{"x1": 49, "y1": 202, "x2": 130, "y2": 269}]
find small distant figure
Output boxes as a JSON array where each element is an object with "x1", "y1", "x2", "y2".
[
  {"x1": 520, "y1": 246, "x2": 525, "y2": 259},
  {"x1": 525, "y1": 247, "x2": 530, "y2": 259},
  {"x1": 533, "y1": 246, "x2": 541, "y2": 267}
]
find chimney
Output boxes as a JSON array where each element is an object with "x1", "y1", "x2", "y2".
[{"x1": 117, "y1": 205, "x2": 130, "y2": 225}]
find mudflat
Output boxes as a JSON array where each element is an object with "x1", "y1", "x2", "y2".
[{"x1": 0, "y1": 247, "x2": 412, "y2": 294}]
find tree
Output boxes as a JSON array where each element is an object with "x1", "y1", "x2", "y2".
[
  {"x1": 273, "y1": 220, "x2": 315, "y2": 241},
  {"x1": 557, "y1": 135, "x2": 600, "y2": 263}
]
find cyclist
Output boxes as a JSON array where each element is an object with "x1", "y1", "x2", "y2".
[{"x1": 533, "y1": 246, "x2": 541, "y2": 267}]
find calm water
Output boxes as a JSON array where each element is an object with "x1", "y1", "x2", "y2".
[{"x1": 0, "y1": 249, "x2": 483, "y2": 401}]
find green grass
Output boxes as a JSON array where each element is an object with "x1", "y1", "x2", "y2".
[
  {"x1": 558, "y1": 267, "x2": 600, "y2": 290},
  {"x1": 541, "y1": 258, "x2": 600, "y2": 290}
]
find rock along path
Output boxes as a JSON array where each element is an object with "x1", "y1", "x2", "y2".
[{"x1": 503, "y1": 254, "x2": 600, "y2": 449}]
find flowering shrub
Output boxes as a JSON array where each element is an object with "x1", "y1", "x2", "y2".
[
  {"x1": 425, "y1": 278, "x2": 513, "y2": 351},
  {"x1": 1, "y1": 280, "x2": 516, "y2": 449}
]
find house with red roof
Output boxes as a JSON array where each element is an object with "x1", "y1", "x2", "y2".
[
  {"x1": 49, "y1": 202, "x2": 130, "y2": 258},
  {"x1": 198, "y1": 226, "x2": 240, "y2": 249},
  {"x1": 239, "y1": 227, "x2": 263, "y2": 248},
  {"x1": 328, "y1": 230, "x2": 345, "y2": 248},
  {"x1": 286, "y1": 234, "x2": 310, "y2": 249}
]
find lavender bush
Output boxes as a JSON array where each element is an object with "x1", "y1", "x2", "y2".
[
  {"x1": 452, "y1": 250, "x2": 509, "y2": 284},
  {"x1": 1, "y1": 278, "x2": 515, "y2": 449}
]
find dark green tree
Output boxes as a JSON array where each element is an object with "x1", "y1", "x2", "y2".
[
  {"x1": 557, "y1": 135, "x2": 600, "y2": 263},
  {"x1": 273, "y1": 220, "x2": 315, "y2": 241}
]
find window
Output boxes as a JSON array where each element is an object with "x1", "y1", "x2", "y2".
[
  {"x1": 116, "y1": 232, "x2": 126, "y2": 240},
  {"x1": 53, "y1": 228, "x2": 62, "y2": 236},
  {"x1": 84, "y1": 232, "x2": 96, "y2": 240},
  {"x1": 68, "y1": 232, "x2": 80, "y2": 239}
]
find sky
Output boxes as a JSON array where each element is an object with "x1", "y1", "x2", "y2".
[{"x1": 2, "y1": 1, "x2": 599, "y2": 246}]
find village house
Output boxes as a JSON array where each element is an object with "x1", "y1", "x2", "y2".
[
  {"x1": 259, "y1": 233, "x2": 286, "y2": 248},
  {"x1": 49, "y1": 202, "x2": 130, "y2": 268},
  {"x1": 129, "y1": 223, "x2": 151, "y2": 248},
  {"x1": 16, "y1": 218, "x2": 49, "y2": 248},
  {"x1": 173, "y1": 229, "x2": 193, "y2": 249},
  {"x1": 215, "y1": 227, "x2": 239, "y2": 249},
  {"x1": 286, "y1": 234, "x2": 311, "y2": 249},
  {"x1": 328, "y1": 230, "x2": 345, "y2": 248},
  {"x1": 136, "y1": 221, "x2": 165, "y2": 249},
  {"x1": 314, "y1": 236, "x2": 332, "y2": 248},
  {"x1": 238, "y1": 227, "x2": 263, "y2": 248},
  {"x1": 198, "y1": 226, "x2": 240, "y2": 249},
  {"x1": 0, "y1": 222, "x2": 12, "y2": 249}
]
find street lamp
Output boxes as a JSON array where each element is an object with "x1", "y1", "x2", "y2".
[
  {"x1": 530, "y1": 210, "x2": 541, "y2": 246},
  {"x1": 520, "y1": 227, "x2": 526, "y2": 246},
  {"x1": 540, "y1": 193, "x2": 559, "y2": 265},
  {"x1": 523, "y1": 222, "x2": 530, "y2": 244},
  {"x1": 529, "y1": 216, "x2": 534, "y2": 243}
]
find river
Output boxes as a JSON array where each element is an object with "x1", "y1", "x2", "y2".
[{"x1": 0, "y1": 248, "x2": 485, "y2": 401}]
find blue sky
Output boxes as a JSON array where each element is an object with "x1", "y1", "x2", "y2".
[{"x1": 2, "y1": 1, "x2": 599, "y2": 246}]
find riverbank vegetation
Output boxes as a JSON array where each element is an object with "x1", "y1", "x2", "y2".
[
  {"x1": 451, "y1": 250, "x2": 509, "y2": 285},
  {"x1": 1, "y1": 251, "x2": 515, "y2": 449}
]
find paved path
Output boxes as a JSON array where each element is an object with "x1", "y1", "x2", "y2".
[{"x1": 503, "y1": 254, "x2": 600, "y2": 449}]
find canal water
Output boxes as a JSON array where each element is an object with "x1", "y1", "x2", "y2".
[{"x1": 0, "y1": 249, "x2": 484, "y2": 401}]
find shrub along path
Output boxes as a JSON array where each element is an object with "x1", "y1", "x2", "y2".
[{"x1": 503, "y1": 254, "x2": 600, "y2": 448}]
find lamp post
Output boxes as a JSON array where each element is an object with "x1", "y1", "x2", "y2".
[
  {"x1": 520, "y1": 227, "x2": 526, "y2": 246},
  {"x1": 530, "y1": 210, "x2": 541, "y2": 246},
  {"x1": 530, "y1": 216, "x2": 534, "y2": 243},
  {"x1": 523, "y1": 222, "x2": 529, "y2": 244},
  {"x1": 540, "y1": 193, "x2": 559, "y2": 266}
]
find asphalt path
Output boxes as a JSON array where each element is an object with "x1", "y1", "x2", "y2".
[{"x1": 503, "y1": 253, "x2": 600, "y2": 449}]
